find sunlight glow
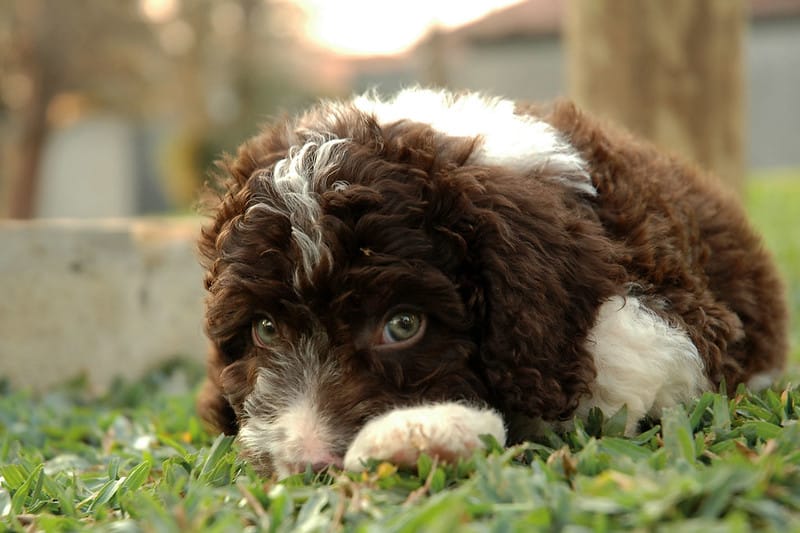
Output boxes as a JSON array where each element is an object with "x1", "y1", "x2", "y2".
[
  {"x1": 293, "y1": 0, "x2": 525, "y2": 56},
  {"x1": 139, "y1": 0, "x2": 180, "y2": 23}
]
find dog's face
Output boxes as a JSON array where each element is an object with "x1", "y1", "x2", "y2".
[
  {"x1": 203, "y1": 126, "x2": 493, "y2": 476},
  {"x1": 199, "y1": 90, "x2": 618, "y2": 476}
]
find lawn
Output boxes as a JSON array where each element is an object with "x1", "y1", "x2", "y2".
[{"x1": 1, "y1": 176, "x2": 799, "y2": 532}]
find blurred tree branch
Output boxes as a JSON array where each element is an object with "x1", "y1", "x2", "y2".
[
  {"x1": 0, "y1": 0, "x2": 300, "y2": 218},
  {"x1": 1, "y1": 0, "x2": 160, "y2": 218}
]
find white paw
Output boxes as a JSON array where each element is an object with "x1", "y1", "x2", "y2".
[{"x1": 343, "y1": 402, "x2": 506, "y2": 472}]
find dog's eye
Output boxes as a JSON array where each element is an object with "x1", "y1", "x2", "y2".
[
  {"x1": 381, "y1": 311, "x2": 425, "y2": 345},
  {"x1": 252, "y1": 317, "x2": 279, "y2": 347}
]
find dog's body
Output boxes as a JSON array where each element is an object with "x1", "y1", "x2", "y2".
[{"x1": 198, "y1": 89, "x2": 787, "y2": 477}]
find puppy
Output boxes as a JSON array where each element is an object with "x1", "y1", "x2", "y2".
[{"x1": 197, "y1": 88, "x2": 787, "y2": 478}]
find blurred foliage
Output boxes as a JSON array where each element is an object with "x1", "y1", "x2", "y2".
[
  {"x1": 1, "y1": 360, "x2": 799, "y2": 531},
  {"x1": 0, "y1": 0, "x2": 321, "y2": 215},
  {"x1": 746, "y1": 173, "x2": 800, "y2": 363}
]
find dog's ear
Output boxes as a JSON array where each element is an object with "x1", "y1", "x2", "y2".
[
  {"x1": 197, "y1": 347, "x2": 239, "y2": 435},
  {"x1": 198, "y1": 121, "x2": 294, "y2": 278},
  {"x1": 195, "y1": 153, "x2": 257, "y2": 436},
  {"x1": 457, "y1": 169, "x2": 623, "y2": 421},
  {"x1": 196, "y1": 125, "x2": 295, "y2": 435}
]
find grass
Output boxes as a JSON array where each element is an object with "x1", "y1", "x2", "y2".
[
  {"x1": 746, "y1": 171, "x2": 800, "y2": 361},
  {"x1": 2, "y1": 176, "x2": 799, "y2": 532}
]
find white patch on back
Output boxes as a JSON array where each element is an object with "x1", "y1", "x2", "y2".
[
  {"x1": 352, "y1": 88, "x2": 595, "y2": 195},
  {"x1": 579, "y1": 295, "x2": 710, "y2": 434},
  {"x1": 343, "y1": 402, "x2": 506, "y2": 471},
  {"x1": 248, "y1": 136, "x2": 349, "y2": 285}
]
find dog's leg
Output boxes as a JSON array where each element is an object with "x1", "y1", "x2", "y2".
[
  {"x1": 343, "y1": 403, "x2": 506, "y2": 471},
  {"x1": 578, "y1": 295, "x2": 711, "y2": 435}
]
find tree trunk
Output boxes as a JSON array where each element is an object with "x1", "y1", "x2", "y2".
[
  {"x1": 9, "y1": 84, "x2": 49, "y2": 219},
  {"x1": 8, "y1": 0, "x2": 52, "y2": 219},
  {"x1": 565, "y1": 0, "x2": 746, "y2": 192}
]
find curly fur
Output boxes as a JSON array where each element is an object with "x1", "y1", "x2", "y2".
[{"x1": 197, "y1": 88, "x2": 787, "y2": 477}]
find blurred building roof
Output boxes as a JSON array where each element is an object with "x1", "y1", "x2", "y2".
[
  {"x1": 447, "y1": 0, "x2": 800, "y2": 43},
  {"x1": 447, "y1": 0, "x2": 563, "y2": 41},
  {"x1": 314, "y1": 0, "x2": 800, "y2": 95},
  {"x1": 750, "y1": 0, "x2": 800, "y2": 19}
]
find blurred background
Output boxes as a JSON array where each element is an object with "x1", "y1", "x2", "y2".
[
  {"x1": 1, "y1": 0, "x2": 799, "y2": 391},
  {"x1": 1, "y1": 0, "x2": 798, "y2": 218}
]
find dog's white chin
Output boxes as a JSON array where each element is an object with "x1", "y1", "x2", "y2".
[{"x1": 343, "y1": 402, "x2": 507, "y2": 471}]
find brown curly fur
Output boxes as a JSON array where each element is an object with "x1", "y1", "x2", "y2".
[{"x1": 197, "y1": 92, "x2": 787, "y2": 474}]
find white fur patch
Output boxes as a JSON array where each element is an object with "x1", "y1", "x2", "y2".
[
  {"x1": 239, "y1": 389, "x2": 339, "y2": 478},
  {"x1": 352, "y1": 88, "x2": 594, "y2": 195},
  {"x1": 579, "y1": 295, "x2": 710, "y2": 434},
  {"x1": 343, "y1": 402, "x2": 506, "y2": 471},
  {"x1": 237, "y1": 334, "x2": 343, "y2": 478},
  {"x1": 249, "y1": 136, "x2": 348, "y2": 285}
]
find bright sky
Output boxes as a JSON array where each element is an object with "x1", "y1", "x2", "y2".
[
  {"x1": 139, "y1": 0, "x2": 525, "y2": 57},
  {"x1": 293, "y1": 0, "x2": 525, "y2": 56}
]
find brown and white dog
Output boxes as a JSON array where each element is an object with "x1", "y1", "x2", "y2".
[{"x1": 197, "y1": 88, "x2": 788, "y2": 478}]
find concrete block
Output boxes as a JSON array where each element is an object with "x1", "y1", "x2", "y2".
[{"x1": 0, "y1": 218, "x2": 209, "y2": 392}]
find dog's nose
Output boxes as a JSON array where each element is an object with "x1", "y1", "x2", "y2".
[
  {"x1": 309, "y1": 460, "x2": 338, "y2": 473},
  {"x1": 282, "y1": 452, "x2": 343, "y2": 476}
]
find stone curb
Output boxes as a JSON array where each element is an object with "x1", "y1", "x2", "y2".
[{"x1": 0, "y1": 218, "x2": 208, "y2": 393}]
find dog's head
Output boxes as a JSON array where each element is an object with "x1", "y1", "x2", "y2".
[{"x1": 198, "y1": 89, "x2": 620, "y2": 476}]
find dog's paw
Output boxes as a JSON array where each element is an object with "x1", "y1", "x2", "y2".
[{"x1": 343, "y1": 403, "x2": 506, "y2": 472}]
